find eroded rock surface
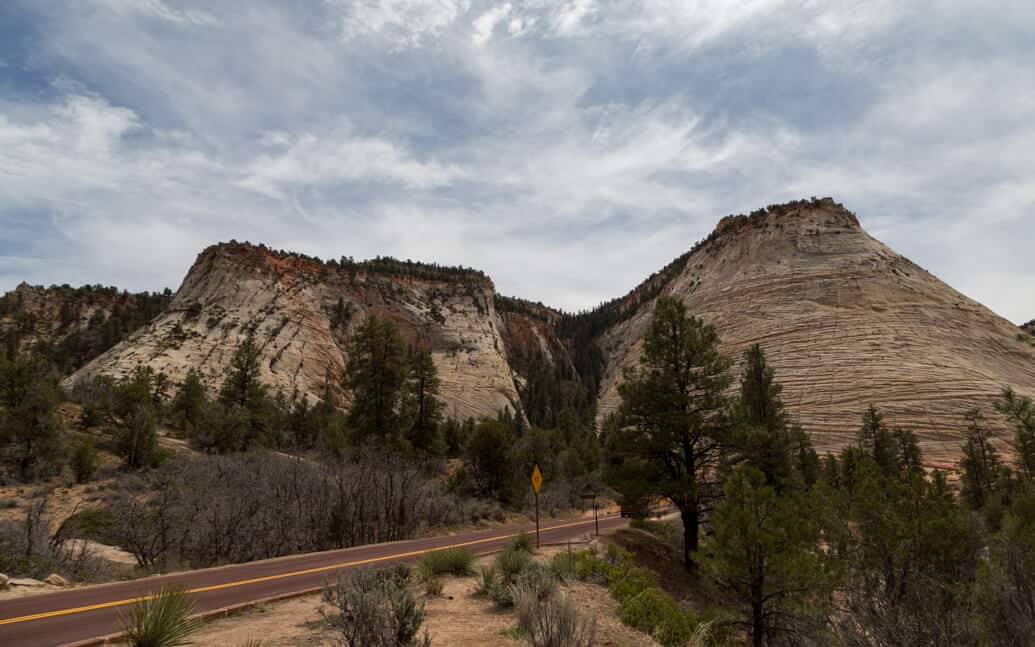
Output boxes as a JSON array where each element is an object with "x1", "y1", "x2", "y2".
[
  {"x1": 68, "y1": 244, "x2": 525, "y2": 422},
  {"x1": 595, "y1": 199, "x2": 1035, "y2": 466}
]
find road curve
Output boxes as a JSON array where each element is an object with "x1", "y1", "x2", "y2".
[{"x1": 0, "y1": 512, "x2": 625, "y2": 646}]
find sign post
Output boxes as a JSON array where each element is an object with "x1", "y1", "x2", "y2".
[
  {"x1": 531, "y1": 465, "x2": 543, "y2": 549},
  {"x1": 579, "y1": 489, "x2": 599, "y2": 536}
]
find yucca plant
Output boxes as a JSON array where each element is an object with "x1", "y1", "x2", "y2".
[{"x1": 120, "y1": 586, "x2": 201, "y2": 647}]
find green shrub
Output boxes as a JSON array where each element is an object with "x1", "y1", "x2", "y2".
[
  {"x1": 71, "y1": 438, "x2": 100, "y2": 483},
  {"x1": 57, "y1": 508, "x2": 116, "y2": 543},
  {"x1": 322, "y1": 565, "x2": 430, "y2": 647},
  {"x1": 549, "y1": 548, "x2": 604, "y2": 583},
  {"x1": 0, "y1": 498, "x2": 18, "y2": 509},
  {"x1": 497, "y1": 544, "x2": 532, "y2": 580},
  {"x1": 120, "y1": 587, "x2": 201, "y2": 647},
  {"x1": 618, "y1": 588, "x2": 697, "y2": 646},
  {"x1": 508, "y1": 532, "x2": 535, "y2": 554},
  {"x1": 419, "y1": 547, "x2": 475, "y2": 576},
  {"x1": 606, "y1": 562, "x2": 658, "y2": 603}
]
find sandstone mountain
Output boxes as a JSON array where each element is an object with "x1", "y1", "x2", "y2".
[
  {"x1": 64, "y1": 243, "x2": 572, "y2": 422},
  {"x1": 592, "y1": 198, "x2": 1035, "y2": 466},
  {"x1": 59, "y1": 198, "x2": 1035, "y2": 464},
  {"x1": 0, "y1": 283, "x2": 170, "y2": 372}
]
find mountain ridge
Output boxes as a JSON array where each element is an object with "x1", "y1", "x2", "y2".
[{"x1": 5, "y1": 197, "x2": 1030, "y2": 464}]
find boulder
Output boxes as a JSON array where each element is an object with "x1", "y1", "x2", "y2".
[
  {"x1": 9, "y1": 577, "x2": 45, "y2": 587},
  {"x1": 0, "y1": 572, "x2": 9, "y2": 589},
  {"x1": 44, "y1": 573, "x2": 69, "y2": 587}
]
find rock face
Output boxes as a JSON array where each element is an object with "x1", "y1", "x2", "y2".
[
  {"x1": 594, "y1": 198, "x2": 1035, "y2": 466},
  {"x1": 68, "y1": 243, "x2": 529, "y2": 422},
  {"x1": 61, "y1": 199, "x2": 1035, "y2": 465},
  {"x1": 0, "y1": 283, "x2": 170, "y2": 372},
  {"x1": 1023, "y1": 320, "x2": 1035, "y2": 337}
]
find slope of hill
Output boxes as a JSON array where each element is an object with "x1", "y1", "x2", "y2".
[
  {"x1": 591, "y1": 198, "x2": 1035, "y2": 465},
  {"x1": 0, "y1": 283, "x2": 171, "y2": 372},
  {"x1": 61, "y1": 199, "x2": 1035, "y2": 463},
  {"x1": 65, "y1": 243, "x2": 567, "y2": 422}
]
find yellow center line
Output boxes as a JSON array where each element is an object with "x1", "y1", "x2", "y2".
[{"x1": 0, "y1": 514, "x2": 617, "y2": 627}]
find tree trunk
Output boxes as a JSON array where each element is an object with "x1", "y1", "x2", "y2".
[
  {"x1": 752, "y1": 598, "x2": 765, "y2": 647},
  {"x1": 752, "y1": 573, "x2": 765, "y2": 647},
  {"x1": 681, "y1": 506, "x2": 699, "y2": 571}
]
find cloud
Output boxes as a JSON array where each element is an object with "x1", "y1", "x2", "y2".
[
  {"x1": 238, "y1": 126, "x2": 465, "y2": 199},
  {"x1": 1, "y1": 0, "x2": 1033, "y2": 325},
  {"x1": 334, "y1": 0, "x2": 470, "y2": 47},
  {"x1": 471, "y1": 3, "x2": 511, "y2": 46},
  {"x1": 89, "y1": 0, "x2": 218, "y2": 26}
]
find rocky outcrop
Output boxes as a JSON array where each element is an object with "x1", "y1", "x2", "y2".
[
  {"x1": 592, "y1": 199, "x2": 1035, "y2": 466},
  {"x1": 1023, "y1": 320, "x2": 1035, "y2": 337},
  {"x1": 0, "y1": 283, "x2": 170, "y2": 371},
  {"x1": 68, "y1": 244, "x2": 526, "y2": 422},
  {"x1": 59, "y1": 199, "x2": 1035, "y2": 465}
]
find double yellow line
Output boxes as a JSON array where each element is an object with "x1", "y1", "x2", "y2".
[{"x1": 0, "y1": 515, "x2": 613, "y2": 627}]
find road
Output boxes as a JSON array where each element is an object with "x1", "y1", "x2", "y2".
[{"x1": 0, "y1": 512, "x2": 625, "y2": 646}]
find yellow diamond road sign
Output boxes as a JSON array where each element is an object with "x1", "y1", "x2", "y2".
[{"x1": 531, "y1": 465, "x2": 543, "y2": 494}]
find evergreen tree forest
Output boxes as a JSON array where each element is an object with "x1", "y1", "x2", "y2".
[{"x1": 3, "y1": 293, "x2": 1035, "y2": 646}]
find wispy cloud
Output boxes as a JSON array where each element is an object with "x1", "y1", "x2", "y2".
[{"x1": 0, "y1": 0, "x2": 1032, "y2": 323}]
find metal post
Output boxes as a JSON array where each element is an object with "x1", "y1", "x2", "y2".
[
  {"x1": 593, "y1": 496, "x2": 599, "y2": 536},
  {"x1": 535, "y1": 490, "x2": 541, "y2": 549}
]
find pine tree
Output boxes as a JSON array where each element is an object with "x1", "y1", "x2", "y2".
[
  {"x1": 343, "y1": 315, "x2": 405, "y2": 445},
  {"x1": 996, "y1": 386, "x2": 1035, "y2": 477},
  {"x1": 219, "y1": 330, "x2": 266, "y2": 410},
  {"x1": 465, "y1": 420, "x2": 512, "y2": 498},
  {"x1": 858, "y1": 405, "x2": 897, "y2": 474},
  {"x1": 703, "y1": 466, "x2": 836, "y2": 646},
  {"x1": 400, "y1": 346, "x2": 444, "y2": 455},
  {"x1": 116, "y1": 405, "x2": 160, "y2": 469},
  {"x1": 169, "y1": 368, "x2": 207, "y2": 432},
  {"x1": 606, "y1": 297, "x2": 732, "y2": 570},
  {"x1": 0, "y1": 355, "x2": 64, "y2": 480},
  {"x1": 218, "y1": 330, "x2": 272, "y2": 449},
  {"x1": 959, "y1": 409, "x2": 1005, "y2": 510},
  {"x1": 732, "y1": 344, "x2": 799, "y2": 491}
]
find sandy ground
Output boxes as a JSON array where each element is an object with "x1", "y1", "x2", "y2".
[{"x1": 186, "y1": 540, "x2": 660, "y2": 647}]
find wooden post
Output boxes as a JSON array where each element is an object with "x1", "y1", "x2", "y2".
[{"x1": 594, "y1": 495, "x2": 599, "y2": 536}]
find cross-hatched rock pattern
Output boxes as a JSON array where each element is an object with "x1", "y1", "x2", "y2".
[
  {"x1": 67, "y1": 243, "x2": 526, "y2": 422},
  {"x1": 595, "y1": 199, "x2": 1035, "y2": 467}
]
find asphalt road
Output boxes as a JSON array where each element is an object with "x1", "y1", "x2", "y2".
[{"x1": 0, "y1": 512, "x2": 625, "y2": 646}]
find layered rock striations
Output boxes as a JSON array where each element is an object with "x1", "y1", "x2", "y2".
[
  {"x1": 67, "y1": 243, "x2": 530, "y2": 422},
  {"x1": 62, "y1": 199, "x2": 1035, "y2": 464},
  {"x1": 592, "y1": 198, "x2": 1035, "y2": 465}
]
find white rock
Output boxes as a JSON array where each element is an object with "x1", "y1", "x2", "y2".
[{"x1": 44, "y1": 573, "x2": 69, "y2": 586}]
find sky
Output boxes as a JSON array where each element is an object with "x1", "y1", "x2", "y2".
[{"x1": 0, "y1": 1, "x2": 1032, "y2": 323}]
